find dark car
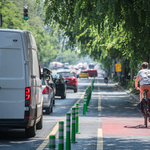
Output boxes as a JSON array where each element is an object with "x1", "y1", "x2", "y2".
[
  {"x1": 51, "y1": 74, "x2": 67, "y2": 99},
  {"x1": 57, "y1": 70, "x2": 78, "y2": 93}
]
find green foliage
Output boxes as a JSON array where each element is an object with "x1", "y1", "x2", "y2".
[
  {"x1": 1, "y1": 0, "x2": 60, "y2": 67},
  {"x1": 56, "y1": 49, "x2": 79, "y2": 65},
  {"x1": 36, "y1": 0, "x2": 150, "y2": 73}
]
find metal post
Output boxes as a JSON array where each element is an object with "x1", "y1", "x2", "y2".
[
  {"x1": 66, "y1": 113, "x2": 71, "y2": 150},
  {"x1": 75, "y1": 103, "x2": 80, "y2": 134},
  {"x1": 84, "y1": 94, "x2": 88, "y2": 111},
  {"x1": 71, "y1": 107, "x2": 77, "y2": 143},
  {"x1": 58, "y1": 121, "x2": 64, "y2": 150},
  {"x1": 83, "y1": 100, "x2": 87, "y2": 116},
  {"x1": 49, "y1": 135, "x2": 55, "y2": 150}
]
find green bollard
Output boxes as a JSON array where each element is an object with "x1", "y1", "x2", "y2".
[
  {"x1": 75, "y1": 103, "x2": 80, "y2": 134},
  {"x1": 84, "y1": 94, "x2": 88, "y2": 111},
  {"x1": 49, "y1": 135, "x2": 55, "y2": 150},
  {"x1": 71, "y1": 107, "x2": 77, "y2": 143},
  {"x1": 59, "y1": 121, "x2": 64, "y2": 150},
  {"x1": 66, "y1": 113, "x2": 71, "y2": 150},
  {"x1": 83, "y1": 100, "x2": 87, "y2": 116}
]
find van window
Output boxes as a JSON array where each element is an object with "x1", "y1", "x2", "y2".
[
  {"x1": 27, "y1": 33, "x2": 37, "y2": 49},
  {"x1": 30, "y1": 50, "x2": 39, "y2": 78},
  {"x1": 0, "y1": 49, "x2": 23, "y2": 78}
]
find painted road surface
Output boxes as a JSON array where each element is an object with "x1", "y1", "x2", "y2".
[{"x1": 67, "y1": 75, "x2": 150, "y2": 150}]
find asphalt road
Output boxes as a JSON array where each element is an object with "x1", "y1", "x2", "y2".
[
  {"x1": 0, "y1": 77, "x2": 91, "y2": 150},
  {"x1": 1, "y1": 72, "x2": 150, "y2": 150}
]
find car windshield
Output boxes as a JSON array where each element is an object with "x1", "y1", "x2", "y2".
[
  {"x1": 81, "y1": 71, "x2": 88, "y2": 73},
  {"x1": 51, "y1": 74, "x2": 60, "y2": 79},
  {"x1": 57, "y1": 72, "x2": 74, "y2": 77}
]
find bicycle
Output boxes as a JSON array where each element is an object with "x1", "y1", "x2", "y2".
[
  {"x1": 104, "y1": 77, "x2": 108, "y2": 84},
  {"x1": 139, "y1": 89, "x2": 150, "y2": 127}
]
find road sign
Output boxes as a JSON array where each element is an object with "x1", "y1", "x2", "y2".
[
  {"x1": 0, "y1": 14, "x2": 2, "y2": 27},
  {"x1": 115, "y1": 63, "x2": 121, "y2": 72}
]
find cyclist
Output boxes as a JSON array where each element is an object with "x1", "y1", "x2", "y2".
[
  {"x1": 135, "y1": 62, "x2": 150, "y2": 102},
  {"x1": 103, "y1": 71, "x2": 108, "y2": 83},
  {"x1": 102, "y1": 70, "x2": 105, "y2": 77}
]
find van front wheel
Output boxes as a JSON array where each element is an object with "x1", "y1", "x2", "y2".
[{"x1": 25, "y1": 122, "x2": 36, "y2": 138}]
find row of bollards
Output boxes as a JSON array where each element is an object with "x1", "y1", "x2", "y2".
[
  {"x1": 49, "y1": 103, "x2": 80, "y2": 150},
  {"x1": 49, "y1": 77, "x2": 95, "y2": 150},
  {"x1": 83, "y1": 77, "x2": 95, "y2": 116}
]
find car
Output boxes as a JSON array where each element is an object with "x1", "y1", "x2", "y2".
[
  {"x1": 42, "y1": 67, "x2": 55, "y2": 105},
  {"x1": 79, "y1": 70, "x2": 89, "y2": 78},
  {"x1": 64, "y1": 63, "x2": 70, "y2": 69},
  {"x1": 51, "y1": 74, "x2": 67, "y2": 99},
  {"x1": 87, "y1": 69, "x2": 98, "y2": 77},
  {"x1": 0, "y1": 29, "x2": 43, "y2": 138},
  {"x1": 57, "y1": 70, "x2": 78, "y2": 93},
  {"x1": 88, "y1": 63, "x2": 95, "y2": 69},
  {"x1": 41, "y1": 78, "x2": 53, "y2": 114}
]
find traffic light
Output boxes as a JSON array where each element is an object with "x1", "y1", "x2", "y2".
[{"x1": 23, "y1": 6, "x2": 28, "y2": 20}]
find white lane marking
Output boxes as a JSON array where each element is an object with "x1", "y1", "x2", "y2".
[
  {"x1": 97, "y1": 80, "x2": 103, "y2": 150},
  {"x1": 97, "y1": 128, "x2": 103, "y2": 150}
]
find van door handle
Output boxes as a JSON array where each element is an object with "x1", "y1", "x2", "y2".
[{"x1": 31, "y1": 75, "x2": 36, "y2": 78}]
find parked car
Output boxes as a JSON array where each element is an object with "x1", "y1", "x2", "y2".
[
  {"x1": 0, "y1": 29, "x2": 43, "y2": 138},
  {"x1": 41, "y1": 78, "x2": 53, "y2": 114},
  {"x1": 57, "y1": 70, "x2": 78, "y2": 93},
  {"x1": 51, "y1": 74, "x2": 67, "y2": 99},
  {"x1": 79, "y1": 70, "x2": 89, "y2": 78}
]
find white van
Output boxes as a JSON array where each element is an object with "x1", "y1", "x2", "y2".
[{"x1": 0, "y1": 29, "x2": 43, "y2": 137}]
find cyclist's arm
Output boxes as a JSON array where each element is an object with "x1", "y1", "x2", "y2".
[{"x1": 135, "y1": 75, "x2": 140, "y2": 90}]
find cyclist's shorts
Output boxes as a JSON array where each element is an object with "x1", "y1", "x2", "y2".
[{"x1": 140, "y1": 84, "x2": 150, "y2": 98}]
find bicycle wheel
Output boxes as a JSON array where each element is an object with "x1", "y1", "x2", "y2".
[{"x1": 144, "y1": 105, "x2": 148, "y2": 127}]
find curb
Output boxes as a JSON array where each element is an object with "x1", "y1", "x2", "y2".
[{"x1": 114, "y1": 83, "x2": 140, "y2": 102}]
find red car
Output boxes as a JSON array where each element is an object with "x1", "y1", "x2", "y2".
[
  {"x1": 87, "y1": 69, "x2": 98, "y2": 77},
  {"x1": 57, "y1": 70, "x2": 78, "y2": 93}
]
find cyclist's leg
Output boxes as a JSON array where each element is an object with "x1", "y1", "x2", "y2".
[{"x1": 140, "y1": 85, "x2": 146, "y2": 102}]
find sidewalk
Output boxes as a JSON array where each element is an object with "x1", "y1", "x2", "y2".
[{"x1": 114, "y1": 82, "x2": 140, "y2": 102}]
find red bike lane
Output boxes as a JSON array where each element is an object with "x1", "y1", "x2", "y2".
[
  {"x1": 102, "y1": 116, "x2": 150, "y2": 136},
  {"x1": 98, "y1": 79, "x2": 150, "y2": 150}
]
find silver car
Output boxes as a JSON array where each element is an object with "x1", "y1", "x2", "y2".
[{"x1": 42, "y1": 78, "x2": 54, "y2": 114}]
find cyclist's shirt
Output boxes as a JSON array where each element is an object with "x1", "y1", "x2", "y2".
[
  {"x1": 137, "y1": 69, "x2": 150, "y2": 85},
  {"x1": 104, "y1": 72, "x2": 108, "y2": 78}
]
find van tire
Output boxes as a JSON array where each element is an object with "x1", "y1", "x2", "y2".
[
  {"x1": 36, "y1": 114, "x2": 43, "y2": 129},
  {"x1": 25, "y1": 122, "x2": 36, "y2": 138}
]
